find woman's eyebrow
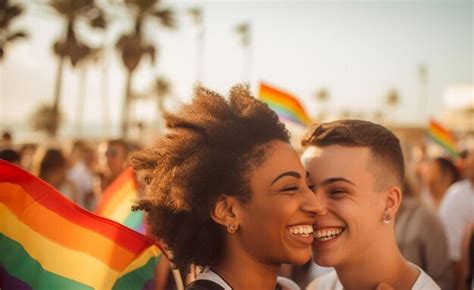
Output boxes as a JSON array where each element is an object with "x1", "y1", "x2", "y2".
[{"x1": 270, "y1": 171, "x2": 301, "y2": 185}]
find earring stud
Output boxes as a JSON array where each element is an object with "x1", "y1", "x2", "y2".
[
  {"x1": 383, "y1": 212, "x2": 391, "y2": 224},
  {"x1": 227, "y1": 223, "x2": 238, "y2": 234}
]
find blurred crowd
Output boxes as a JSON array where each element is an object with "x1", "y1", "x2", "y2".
[
  {"x1": 1, "y1": 129, "x2": 473, "y2": 290},
  {"x1": 0, "y1": 130, "x2": 136, "y2": 212}
]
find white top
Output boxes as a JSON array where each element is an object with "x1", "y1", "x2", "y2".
[
  {"x1": 196, "y1": 269, "x2": 300, "y2": 290},
  {"x1": 439, "y1": 179, "x2": 474, "y2": 261},
  {"x1": 196, "y1": 269, "x2": 232, "y2": 290},
  {"x1": 67, "y1": 161, "x2": 93, "y2": 208},
  {"x1": 306, "y1": 263, "x2": 440, "y2": 290}
]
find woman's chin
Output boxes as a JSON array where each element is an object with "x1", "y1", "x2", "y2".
[{"x1": 286, "y1": 250, "x2": 312, "y2": 265}]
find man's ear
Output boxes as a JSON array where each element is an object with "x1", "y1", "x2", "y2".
[
  {"x1": 210, "y1": 195, "x2": 239, "y2": 228},
  {"x1": 383, "y1": 185, "x2": 402, "y2": 220}
]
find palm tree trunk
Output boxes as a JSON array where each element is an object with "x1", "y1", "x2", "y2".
[
  {"x1": 52, "y1": 55, "x2": 65, "y2": 136},
  {"x1": 101, "y1": 52, "x2": 110, "y2": 136},
  {"x1": 121, "y1": 70, "x2": 132, "y2": 138},
  {"x1": 76, "y1": 65, "x2": 87, "y2": 136}
]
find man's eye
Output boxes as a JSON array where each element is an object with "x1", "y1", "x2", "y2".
[{"x1": 329, "y1": 189, "x2": 346, "y2": 196}]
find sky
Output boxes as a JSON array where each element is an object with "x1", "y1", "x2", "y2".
[{"x1": 1, "y1": 0, "x2": 472, "y2": 140}]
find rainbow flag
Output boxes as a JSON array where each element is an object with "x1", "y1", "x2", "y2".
[
  {"x1": 96, "y1": 169, "x2": 146, "y2": 234},
  {"x1": 0, "y1": 160, "x2": 161, "y2": 290},
  {"x1": 259, "y1": 82, "x2": 311, "y2": 127},
  {"x1": 428, "y1": 119, "x2": 460, "y2": 157}
]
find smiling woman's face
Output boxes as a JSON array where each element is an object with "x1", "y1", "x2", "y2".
[
  {"x1": 302, "y1": 145, "x2": 388, "y2": 267},
  {"x1": 234, "y1": 140, "x2": 318, "y2": 267}
]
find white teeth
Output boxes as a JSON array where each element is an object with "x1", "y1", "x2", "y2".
[
  {"x1": 314, "y1": 228, "x2": 344, "y2": 241},
  {"x1": 288, "y1": 225, "x2": 313, "y2": 237}
]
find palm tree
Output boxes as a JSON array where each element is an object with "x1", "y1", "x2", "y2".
[
  {"x1": 314, "y1": 88, "x2": 330, "y2": 121},
  {"x1": 234, "y1": 22, "x2": 251, "y2": 82},
  {"x1": 75, "y1": 50, "x2": 101, "y2": 135},
  {"x1": 116, "y1": 0, "x2": 176, "y2": 138},
  {"x1": 188, "y1": 7, "x2": 203, "y2": 82},
  {"x1": 49, "y1": 0, "x2": 106, "y2": 136},
  {"x1": 385, "y1": 89, "x2": 400, "y2": 107},
  {"x1": 384, "y1": 88, "x2": 400, "y2": 124},
  {"x1": 29, "y1": 104, "x2": 61, "y2": 136},
  {"x1": 154, "y1": 76, "x2": 171, "y2": 113},
  {"x1": 0, "y1": 0, "x2": 28, "y2": 61}
]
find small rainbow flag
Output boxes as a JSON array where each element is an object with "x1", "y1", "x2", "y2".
[
  {"x1": 428, "y1": 119, "x2": 460, "y2": 157},
  {"x1": 259, "y1": 82, "x2": 311, "y2": 127},
  {"x1": 0, "y1": 160, "x2": 161, "y2": 290},
  {"x1": 96, "y1": 168, "x2": 145, "y2": 234}
]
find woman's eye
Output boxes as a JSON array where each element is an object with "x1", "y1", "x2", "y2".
[
  {"x1": 308, "y1": 185, "x2": 316, "y2": 192},
  {"x1": 282, "y1": 186, "x2": 298, "y2": 193}
]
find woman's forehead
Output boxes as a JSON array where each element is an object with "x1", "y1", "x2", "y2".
[{"x1": 249, "y1": 141, "x2": 305, "y2": 183}]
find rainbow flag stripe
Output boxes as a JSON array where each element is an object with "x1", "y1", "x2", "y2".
[
  {"x1": 428, "y1": 119, "x2": 460, "y2": 157},
  {"x1": 0, "y1": 160, "x2": 161, "y2": 290},
  {"x1": 96, "y1": 169, "x2": 146, "y2": 234},
  {"x1": 259, "y1": 82, "x2": 311, "y2": 127}
]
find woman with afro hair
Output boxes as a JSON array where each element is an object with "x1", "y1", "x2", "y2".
[{"x1": 130, "y1": 84, "x2": 319, "y2": 290}]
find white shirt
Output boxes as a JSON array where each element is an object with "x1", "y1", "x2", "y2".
[
  {"x1": 67, "y1": 161, "x2": 93, "y2": 208},
  {"x1": 195, "y1": 268, "x2": 300, "y2": 290},
  {"x1": 306, "y1": 263, "x2": 440, "y2": 290},
  {"x1": 439, "y1": 179, "x2": 474, "y2": 261}
]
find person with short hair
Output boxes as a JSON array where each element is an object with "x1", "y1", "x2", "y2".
[
  {"x1": 33, "y1": 147, "x2": 78, "y2": 203},
  {"x1": 130, "y1": 85, "x2": 319, "y2": 290},
  {"x1": 99, "y1": 139, "x2": 130, "y2": 191},
  {"x1": 426, "y1": 157, "x2": 459, "y2": 209},
  {"x1": 0, "y1": 148, "x2": 21, "y2": 166},
  {"x1": 395, "y1": 175, "x2": 453, "y2": 289},
  {"x1": 439, "y1": 149, "x2": 474, "y2": 290},
  {"x1": 302, "y1": 120, "x2": 440, "y2": 290}
]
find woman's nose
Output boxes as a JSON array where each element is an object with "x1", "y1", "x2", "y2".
[{"x1": 301, "y1": 187, "x2": 327, "y2": 216}]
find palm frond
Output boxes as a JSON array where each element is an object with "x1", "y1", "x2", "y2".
[{"x1": 153, "y1": 8, "x2": 176, "y2": 28}]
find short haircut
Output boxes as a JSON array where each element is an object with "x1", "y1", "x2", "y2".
[
  {"x1": 38, "y1": 149, "x2": 67, "y2": 180},
  {"x1": 130, "y1": 84, "x2": 289, "y2": 270},
  {"x1": 301, "y1": 119, "x2": 405, "y2": 189},
  {"x1": 433, "y1": 157, "x2": 459, "y2": 185},
  {"x1": 0, "y1": 149, "x2": 20, "y2": 164},
  {"x1": 106, "y1": 139, "x2": 129, "y2": 155}
]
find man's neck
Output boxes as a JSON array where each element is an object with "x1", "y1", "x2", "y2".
[
  {"x1": 213, "y1": 242, "x2": 280, "y2": 290},
  {"x1": 335, "y1": 236, "x2": 419, "y2": 290}
]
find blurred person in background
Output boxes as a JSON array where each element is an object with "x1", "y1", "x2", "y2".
[
  {"x1": 33, "y1": 147, "x2": 78, "y2": 203},
  {"x1": 439, "y1": 148, "x2": 474, "y2": 290},
  {"x1": 426, "y1": 157, "x2": 459, "y2": 210},
  {"x1": 67, "y1": 140, "x2": 97, "y2": 210},
  {"x1": 0, "y1": 148, "x2": 21, "y2": 166},
  {"x1": 19, "y1": 143, "x2": 37, "y2": 171},
  {"x1": 411, "y1": 145, "x2": 434, "y2": 208},
  {"x1": 98, "y1": 139, "x2": 130, "y2": 191},
  {"x1": 1, "y1": 130, "x2": 13, "y2": 147},
  {"x1": 395, "y1": 174, "x2": 453, "y2": 289},
  {"x1": 459, "y1": 223, "x2": 473, "y2": 290}
]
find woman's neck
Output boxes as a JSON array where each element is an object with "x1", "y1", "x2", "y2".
[
  {"x1": 213, "y1": 243, "x2": 280, "y2": 290},
  {"x1": 335, "y1": 236, "x2": 419, "y2": 290}
]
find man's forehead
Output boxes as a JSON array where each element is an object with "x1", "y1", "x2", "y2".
[
  {"x1": 301, "y1": 146, "x2": 323, "y2": 160},
  {"x1": 302, "y1": 145, "x2": 371, "y2": 160}
]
